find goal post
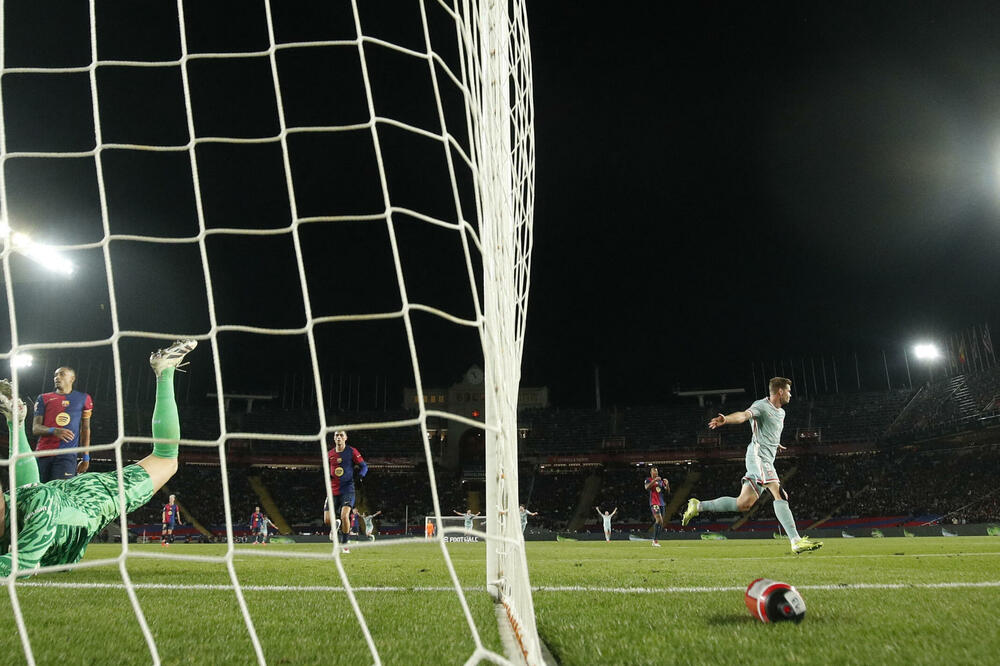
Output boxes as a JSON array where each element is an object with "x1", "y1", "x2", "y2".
[{"x1": 479, "y1": 0, "x2": 540, "y2": 662}]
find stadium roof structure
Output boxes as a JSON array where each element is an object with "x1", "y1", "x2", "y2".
[
  {"x1": 674, "y1": 388, "x2": 745, "y2": 406},
  {"x1": 206, "y1": 393, "x2": 274, "y2": 414}
]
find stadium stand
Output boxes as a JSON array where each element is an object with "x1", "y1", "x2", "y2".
[{"x1": 29, "y1": 365, "x2": 1000, "y2": 539}]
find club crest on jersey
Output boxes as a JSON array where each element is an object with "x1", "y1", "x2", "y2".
[
  {"x1": 334, "y1": 467, "x2": 344, "y2": 477},
  {"x1": 61, "y1": 400, "x2": 70, "y2": 407},
  {"x1": 55, "y1": 412, "x2": 71, "y2": 426}
]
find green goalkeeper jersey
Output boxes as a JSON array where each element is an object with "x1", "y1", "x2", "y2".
[{"x1": 0, "y1": 465, "x2": 153, "y2": 577}]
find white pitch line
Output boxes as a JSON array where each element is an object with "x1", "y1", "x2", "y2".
[
  {"x1": 534, "y1": 581, "x2": 1000, "y2": 593},
  {"x1": 14, "y1": 580, "x2": 1000, "y2": 594},
  {"x1": 539, "y1": 551, "x2": 1000, "y2": 563}
]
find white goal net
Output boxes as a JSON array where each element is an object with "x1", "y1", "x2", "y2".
[
  {"x1": 427, "y1": 514, "x2": 487, "y2": 542},
  {"x1": 0, "y1": 0, "x2": 538, "y2": 664}
]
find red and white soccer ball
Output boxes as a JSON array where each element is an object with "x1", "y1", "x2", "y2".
[{"x1": 744, "y1": 578, "x2": 806, "y2": 623}]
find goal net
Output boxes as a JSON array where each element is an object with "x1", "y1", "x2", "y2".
[
  {"x1": 1, "y1": 0, "x2": 538, "y2": 664},
  {"x1": 427, "y1": 514, "x2": 487, "y2": 542}
]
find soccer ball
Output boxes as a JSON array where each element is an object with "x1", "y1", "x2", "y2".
[{"x1": 744, "y1": 578, "x2": 806, "y2": 623}]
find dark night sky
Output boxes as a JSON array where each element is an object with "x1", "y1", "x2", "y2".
[
  {"x1": 524, "y1": 1, "x2": 1000, "y2": 403},
  {"x1": 2, "y1": 1, "x2": 1000, "y2": 408}
]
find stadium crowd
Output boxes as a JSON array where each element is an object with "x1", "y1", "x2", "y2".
[{"x1": 25, "y1": 365, "x2": 1000, "y2": 537}]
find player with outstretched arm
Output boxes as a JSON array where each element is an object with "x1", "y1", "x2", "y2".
[
  {"x1": 519, "y1": 505, "x2": 538, "y2": 533},
  {"x1": 0, "y1": 340, "x2": 196, "y2": 577},
  {"x1": 645, "y1": 467, "x2": 669, "y2": 547},
  {"x1": 681, "y1": 377, "x2": 822, "y2": 554},
  {"x1": 454, "y1": 509, "x2": 480, "y2": 532},
  {"x1": 361, "y1": 510, "x2": 381, "y2": 541},
  {"x1": 249, "y1": 506, "x2": 271, "y2": 545},
  {"x1": 595, "y1": 506, "x2": 617, "y2": 542},
  {"x1": 323, "y1": 430, "x2": 367, "y2": 554}
]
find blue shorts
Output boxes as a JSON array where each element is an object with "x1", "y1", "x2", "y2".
[
  {"x1": 164, "y1": 519, "x2": 176, "y2": 529},
  {"x1": 324, "y1": 492, "x2": 355, "y2": 513},
  {"x1": 650, "y1": 504, "x2": 664, "y2": 516},
  {"x1": 37, "y1": 452, "x2": 78, "y2": 483}
]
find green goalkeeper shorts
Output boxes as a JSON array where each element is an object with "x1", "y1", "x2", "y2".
[{"x1": 53, "y1": 464, "x2": 155, "y2": 533}]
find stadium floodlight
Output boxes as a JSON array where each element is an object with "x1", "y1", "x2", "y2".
[
  {"x1": 11, "y1": 352, "x2": 33, "y2": 369},
  {"x1": 913, "y1": 343, "x2": 941, "y2": 361},
  {"x1": 10, "y1": 232, "x2": 75, "y2": 276}
]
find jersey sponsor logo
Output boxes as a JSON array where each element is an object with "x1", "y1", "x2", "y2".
[
  {"x1": 334, "y1": 467, "x2": 344, "y2": 477},
  {"x1": 24, "y1": 505, "x2": 49, "y2": 522},
  {"x1": 55, "y1": 412, "x2": 71, "y2": 426}
]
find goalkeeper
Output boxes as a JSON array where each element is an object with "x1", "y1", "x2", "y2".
[{"x1": 0, "y1": 340, "x2": 197, "y2": 578}]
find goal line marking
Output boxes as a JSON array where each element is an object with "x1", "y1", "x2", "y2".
[{"x1": 15, "y1": 580, "x2": 1000, "y2": 594}]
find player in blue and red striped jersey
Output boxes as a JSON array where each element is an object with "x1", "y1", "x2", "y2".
[
  {"x1": 644, "y1": 467, "x2": 670, "y2": 547},
  {"x1": 250, "y1": 506, "x2": 265, "y2": 544},
  {"x1": 32, "y1": 367, "x2": 93, "y2": 483},
  {"x1": 161, "y1": 494, "x2": 182, "y2": 547},
  {"x1": 349, "y1": 508, "x2": 360, "y2": 541},
  {"x1": 322, "y1": 430, "x2": 367, "y2": 553}
]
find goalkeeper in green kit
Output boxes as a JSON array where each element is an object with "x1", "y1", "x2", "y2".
[{"x1": 0, "y1": 340, "x2": 196, "y2": 578}]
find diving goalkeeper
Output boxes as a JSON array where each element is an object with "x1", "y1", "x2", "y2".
[{"x1": 0, "y1": 340, "x2": 197, "y2": 577}]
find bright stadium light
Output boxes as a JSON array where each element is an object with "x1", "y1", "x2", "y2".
[
  {"x1": 10, "y1": 231, "x2": 75, "y2": 276},
  {"x1": 11, "y1": 352, "x2": 33, "y2": 369},
  {"x1": 913, "y1": 343, "x2": 941, "y2": 360}
]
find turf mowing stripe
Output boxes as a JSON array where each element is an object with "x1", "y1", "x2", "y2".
[{"x1": 14, "y1": 580, "x2": 1000, "y2": 593}]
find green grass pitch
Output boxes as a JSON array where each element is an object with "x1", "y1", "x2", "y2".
[{"x1": 0, "y1": 537, "x2": 997, "y2": 664}]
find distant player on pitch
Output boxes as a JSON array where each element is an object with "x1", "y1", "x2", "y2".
[
  {"x1": 519, "y1": 505, "x2": 538, "y2": 533},
  {"x1": 349, "y1": 508, "x2": 360, "y2": 540},
  {"x1": 595, "y1": 506, "x2": 617, "y2": 542},
  {"x1": 323, "y1": 430, "x2": 367, "y2": 554},
  {"x1": 645, "y1": 467, "x2": 669, "y2": 547},
  {"x1": 250, "y1": 506, "x2": 277, "y2": 545},
  {"x1": 161, "y1": 494, "x2": 182, "y2": 547},
  {"x1": 361, "y1": 510, "x2": 381, "y2": 541},
  {"x1": 32, "y1": 366, "x2": 93, "y2": 482},
  {"x1": 681, "y1": 377, "x2": 822, "y2": 554},
  {"x1": 454, "y1": 509, "x2": 480, "y2": 532}
]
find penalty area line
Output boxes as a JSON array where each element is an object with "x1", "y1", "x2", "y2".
[{"x1": 14, "y1": 580, "x2": 1000, "y2": 593}]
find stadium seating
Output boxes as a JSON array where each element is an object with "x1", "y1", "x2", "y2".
[{"x1": 73, "y1": 365, "x2": 1000, "y2": 536}]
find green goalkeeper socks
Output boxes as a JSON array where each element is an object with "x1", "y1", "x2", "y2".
[
  {"x1": 8, "y1": 418, "x2": 39, "y2": 487},
  {"x1": 151, "y1": 367, "x2": 181, "y2": 459}
]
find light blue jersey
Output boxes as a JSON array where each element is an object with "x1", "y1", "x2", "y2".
[{"x1": 746, "y1": 397, "x2": 785, "y2": 466}]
